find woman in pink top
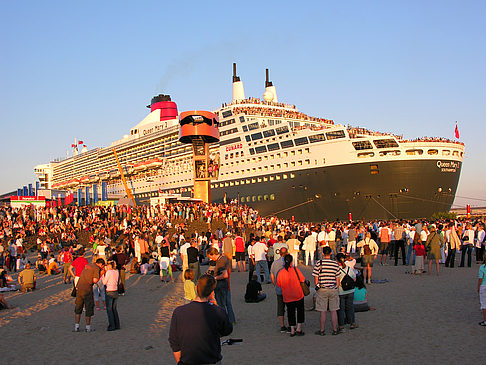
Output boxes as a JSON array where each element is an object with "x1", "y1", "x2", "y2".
[{"x1": 102, "y1": 260, "x2": 120, "y2": 331}]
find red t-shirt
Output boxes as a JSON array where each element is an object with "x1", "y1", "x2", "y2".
[
  {"x1": 63, "y1": 251, "x2": 73, "y2": 263},
  {"x1": 414, "y1": 244, "x2": 426, "y2": 257},
  {"x1": 235, "y1": 236, "x2": 245, "y2": 252},
  {"x1": 72, "y1": 257, "x2": 88, "y2": 277},
  {"x1": 276, "y1": 266, "x2": 305, "y2": 303}
]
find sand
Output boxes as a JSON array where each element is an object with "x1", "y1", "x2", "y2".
[{"x1": 0, "y1": 255, "x2": 484, "y2": 365}]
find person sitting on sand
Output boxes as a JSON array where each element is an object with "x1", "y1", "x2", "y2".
[
  {"x1": 0, "y1": 293, "x2": 10, "y2": 309},
  {"x1": 353, "y1": 275, "x2": 375, "y2": 312},
  {"x1": 140, "y1": 257, "x2": 154, "y2": 275},
  {"x1": 47, "y1": 255, "x2": 61, "y2": 275},
  {"x1": 244, "y1": 275, "x2": 267, "y2": 303},
  {"x1": 18, "y1": 263, "x2": 36, "y2": 292}
]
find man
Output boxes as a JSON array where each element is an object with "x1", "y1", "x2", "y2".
[
  {"x1": 187, "y1": 239, "x2": 200, "y2": 282},
  {"x1": 317, "y1": 226, "x2": 327, "y2": 260},
  {"x1": 253, "y1": 237, "x2": 271, "y2": 284},
  {"x1": 394, "y1": 223, "x2": 406, "y2": 266},
  {"x1": 69, "y1": 248, "x2": 88, "y2": 287},
  {"x1": 272, "y1": 235, "x2": 288, "y2": 261},
  {"x1": 169, "y1": 274, "x2": 233, "y2": 365},
  {"x1": 270, "y1": 246, "x2": 290, "y2": 332},
  {"x1": 222, "y1": 231, "x2": 234, "y2": 264},
  {"x1": 379, "y1": 224, "x2": 391, "y2": 265},
  {"x1": 313, "y1": 246, "x2": 341, "y2": 336},
  {"x1": 8, "y1": 241, "x2": 17, "y2": 272},
  {"x1": 303, "y1": 231, "x2": 317, "y2": 266},
  {"x1": 62, "y1": 247, "x2": 73, "y2": 284},
  {"x1": 286, "y1": 234, "x2": 301, "y2": 267},
  {"x1": 73, "y1": 257, "x2": 105, "y2": 332},
  {"x1": 206, "y1": 247, "x2": 236, "y2": 324},
  {"x1": 327, "y1": 226, "x2": 337, "y2": 255},
  {"x1": 234, "y1": 230, "x2": 246, "y2": 272},
  {"x1": 18, "y1": 263, "x2": 36, "y2": 292},
  {"x1": 347, "y1": 225, "x2": 357, "y2": 255},
  {"x1": 179, "y1": 239, "x2": 191, "y2": 282}
]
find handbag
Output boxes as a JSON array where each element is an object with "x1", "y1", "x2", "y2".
[
  {"x1": 71, "y1": 284, "x2": 77, "y2": 297},
  {"x1": 117, "y1": 275, "x2": 125, "y2": 294},
  {"x1": 293, "y1": 267, "x2": 310, "y2": 296}
]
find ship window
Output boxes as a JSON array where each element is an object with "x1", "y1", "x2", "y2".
[
  {"x1": 276, "y1": 175, "x2": 281, "y2": 180},
  {"x1": 243, "y1": 125, "x2": 248, "y2": 132},
  {"x1": 309, "y1": 134, "x2": 326, "y2": 143},
  {"x1": 280, "y1": 140, "x2": 294, "y2": 149},
  {"x1": 240, "y1": 197, "x2": 245, "y2": 203},
  {"x1": 370, "y1": 170, "x2": 379, "y2": 175},
  {"x1": 290, "y1": 173, "x2": 296, "y2": 178},
  {"x1": 251, "y1": 132, "x2": 263, "y2": 141},
  {"x1": 326, "y1": 130, "x2": 346, "y2": 140},
  {"x1": 249, "y1": 148, "x2": 255, "y2": 155},
  {"x1": 251, "y1": 178, "x2": 256, "y2": 183},
  {"x1": 270, "y1": 194, "x2": 275, "y2": 200},
  {"x1": 442, "y1": 150, "x2": 451, "y2": 156},
  {"x1": 252, "y1": 196, "x2": 256, "y2": 202},
  {"x1": 358, "y1": 152, "x2": 375, "y2": 158},
  {"x1": 270, "y1": 175, "x2": 274, "y2": 181},
  {"x1": 239, "y1": 116, "x2": 245, "y2": 123},
  {"x1": 460, "y1": 152, "x2": 464, "y2": 157},
  {"x1": 406, "y1": 149, "x2": 423, "y2": 155},
  {"x1": 246, "y1": 179, "x2": 251, "y2": 184},
  {"x1": 373, "y1": 139, "x2": 399, "y2": 148},
  {"x1": 452, "y1": 150, "x2": 459, "y2": 156},
  {"x1": 352, "y1": 140, "x2": 373, "y2": 150},
  {"x1": 379, "y1": 150, "x2": 401, "y2": 156},
  {"x1": 246, "y1": 196, "x2": 250, "y2": 202},
  {"x1": 257, "y1": 195, "x2": 262, "y2": 201},
  {"x1": 255, "y1": 146, "x2": 267, "y2": 154},
  {"x1": 294, "y1": 137, "x2": 309, "y2": 146},
  {"x1": 264, "y1": 194, "x2": 269, "y2": 201},
  {"x1": 284, "y1": 163, "x2": 289, "y2": 168},
  {"x1": 291, "y1": 151, "x2": 296, "y2": 156},
  {"x1": 276, "y1": 126, "x2": 290, "y2": 135},
  {"x1": 428, "y1": 149, "x2": 439, "y2": 155},
  {"x1": 263, "y1": 129, "x2": 276, "y2": 138},
  {"x1": 222, "y1": 110, "x2": 233, "y2": 118},
  {"x1": 248, "y1": 122, "x2": 259, "y2": 131},
  {"x1": 245, "y1": 135, "x2": 251, "y2": 142}
]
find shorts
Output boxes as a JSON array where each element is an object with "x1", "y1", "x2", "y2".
[
  {"x1": 277, "y1": 294, "x2": 285, "y2": 316},
  {"x1": 362, "y1": 255, "x2": 374, "y2": 267},
  {"x1": 480, "y1": 286, "x2": 486, "y2": 310},
  {"x1": 235, "y1": 251, "x2": 245, "y2": 262},
  {"x1": 315, "y1": 288, "x2": 339, "y2": 312},
  {"x1": 380, "y1": 242, "x2": 389, "y2": 254},
  {"x1": 75, "y1": 291, "x2": 95, "y2": 317}
]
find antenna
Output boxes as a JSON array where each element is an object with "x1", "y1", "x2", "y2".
[
  {"x1": 265, "y1": 68, "x2": 273, "y2": 87},
  {"x1": 233, "y1": 63, "x2": 240, "y2": 82}
]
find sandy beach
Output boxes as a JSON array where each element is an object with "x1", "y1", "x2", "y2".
[{"x1": 0, "y1": 256, "x2": 483, "y2": 365}]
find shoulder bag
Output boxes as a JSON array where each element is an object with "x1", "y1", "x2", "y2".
[{"x1": 293, "y1": 266, "x2": 310, "y2": 296}]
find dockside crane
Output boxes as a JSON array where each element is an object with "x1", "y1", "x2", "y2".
[{"x1": 112, "y1": 148, "x2": 137, "y2": 207}]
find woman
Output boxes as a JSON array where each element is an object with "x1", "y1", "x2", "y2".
[
  {"x1": 102, "y1": 260, "x2": 120, "y2": 331},
  {"x1": 353, "y1": 275, "x2": 375, "y2": 312},
  {"x1": 425, "y1": 225, "x2": 445, "y2": 276},
  {"x1": 276, "y1": 254, "x2": 305, "y2": 336},
  {"x1": 357, "y1": 232, "x2": 379, "y2": 284},
  {"x1": 336, "y1": 253, "x2": 358, "y2": 332}
]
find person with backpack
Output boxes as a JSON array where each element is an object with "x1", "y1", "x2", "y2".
[
  {"x1": 336, "y1": 253, "x2": 357, "y2": 332},
  {"x1": 357, "y1": 232, "x2": 379, "y2": 283}
]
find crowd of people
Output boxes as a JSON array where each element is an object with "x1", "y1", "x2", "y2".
[
  {"x1": 1, "y1": 203, "x2": 485, "y2": 362},
  {"x1": 232, "y1": 106, "x2": 334, "y2": 125}
]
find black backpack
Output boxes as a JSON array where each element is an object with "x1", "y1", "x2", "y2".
[{"x1": 340, "y1": 267, "x2": 355, "y2": 291}]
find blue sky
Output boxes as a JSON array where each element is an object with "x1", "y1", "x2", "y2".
[{"x1": 1, "y1": 0, "x2": 485, "y2": 208}]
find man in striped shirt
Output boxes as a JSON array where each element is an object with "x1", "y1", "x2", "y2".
[{"x1": 312, "y1": 246, "x2": 340, "y2": 336}]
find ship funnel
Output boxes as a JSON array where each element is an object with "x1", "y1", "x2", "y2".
[
  {"x1": 232, "y1": 63, "x2": 245, "y2": 102},
  {"x1": 263, "y1": 68, "x2": 278, "y2": 102}
]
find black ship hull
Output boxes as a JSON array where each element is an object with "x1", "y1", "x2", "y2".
[{"x1": 207, "y1": 159, "x2": 462, "y2": 221}]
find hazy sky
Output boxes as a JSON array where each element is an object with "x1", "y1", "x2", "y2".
[{"x1": 1, "y1": 0, "x2": 485, "y2": 208}]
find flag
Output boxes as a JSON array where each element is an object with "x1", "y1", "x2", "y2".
[
  {"x1": 78, "y1": 140, "x2": 83, "y2": 144},
  {"x1": 454, "y1": 122, "x2": 459, "y2": 139},
  {"x1": 71, "y1": 144, "x2": 76, "y2": 148}
]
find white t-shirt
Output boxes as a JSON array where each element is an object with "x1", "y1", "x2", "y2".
[
  {"x1": 252, "y1": 241, "x2": 268, "y2": 261},
  {"x1": 180, "y1": 242, "x2": 191, "y2": 257}
]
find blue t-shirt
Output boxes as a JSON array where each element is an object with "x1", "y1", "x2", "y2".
[{"x1": 479, "y1": 265, "x2": 486, "y2": 286}]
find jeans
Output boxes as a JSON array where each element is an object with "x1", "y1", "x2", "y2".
[
  {"x1": 406, "y1": 244, "x2": 415, "y2": 265},
  {"x1": 394, "y1": 240, "x2": 406, "y2": 266},
  {"x1": 255, "y1": 260, "x2": 270, "y2": 283},
  {"x1": 105, "y1": 291, "x2": 120, "y2": 330},
  {"x1": 338, "y1": 292, "x2": 355, "y2": 326},
  {"x1": 214, "y1": 283, "x2": 236, "y2": 323},
  {"x1": 459, "y1": 244, "x2": 473, "y2": 267}
]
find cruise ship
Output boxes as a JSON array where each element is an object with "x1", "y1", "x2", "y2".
[{"x1": 34, "y1": 64, "x2": 464, "y2": 221}]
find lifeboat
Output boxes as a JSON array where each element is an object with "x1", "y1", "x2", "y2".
[
  {"x1": 79, "y1": 175, "x2": 89, "y2": 184},
  {"x1": 133, "y1": 161, "x2": 147, "y2": 172},
  {"x1": 144, "y1": 158, "x2": 164, "y2": 169}
]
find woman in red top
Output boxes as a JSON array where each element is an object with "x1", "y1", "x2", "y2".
[{"x1": 276, "y1": 254, "x2": 306, "y2": 336}]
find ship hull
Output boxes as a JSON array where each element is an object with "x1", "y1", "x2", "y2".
[{"x1": 205, "y1": 158, "x2": 462, "y2": 221}]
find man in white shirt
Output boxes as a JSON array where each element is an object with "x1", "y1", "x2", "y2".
[
  {"x1": 253, "y1": 237, "x2": 270, "y2": 284},
  {"x1": 179, "y1": 239, "x2": 191, "y2": 281},
  {"x1": 476, "y1": 225, "x2": 485, "y2": 264},
  {"x1": 303, "y1": 232, "x2": 317, "y2": 266}
]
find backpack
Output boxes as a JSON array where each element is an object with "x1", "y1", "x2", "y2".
[{"x1": 340, "y1": 267, "x2": 355, "y2": 291}]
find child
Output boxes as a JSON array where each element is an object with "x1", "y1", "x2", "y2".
[
  {"x1": 183, "y1": 269, "x2": 196, "y2": 304},
  {"x1": 414, "y1": 241, "x2": 426, "y2": 275},
  {"x1": 353, "y1": 275, "x2": 375, "y2": 312},
  {"x1": 159, "y1": 256, "x2": 172, "y2": 282}
]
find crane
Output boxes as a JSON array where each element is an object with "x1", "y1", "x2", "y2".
[{"x1": 112, "y1": 148, "x2": 136, "y2": 207}]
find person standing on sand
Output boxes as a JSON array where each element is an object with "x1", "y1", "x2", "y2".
[
  {"x1": 169, "y1": 274, "x2": 233, "y2": 365},
  {"x1": 73, "y1": 258, "x2": 105, "y2": 332},
  {"x1": 69, "y1": 248, "x2": 88, "y2": 287},
  {"x1": 477, "y1": 253, "x2": 486, "y2": 326},
  {"x1": 313, "y1": 246, "x2": 341, "y2": 336},
  {"x1": 425, "y1": 225, "x2": 444, "y2": 276},
  {"x1": 271, "y1": 246, "x2": 290, "y2": 332}
]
